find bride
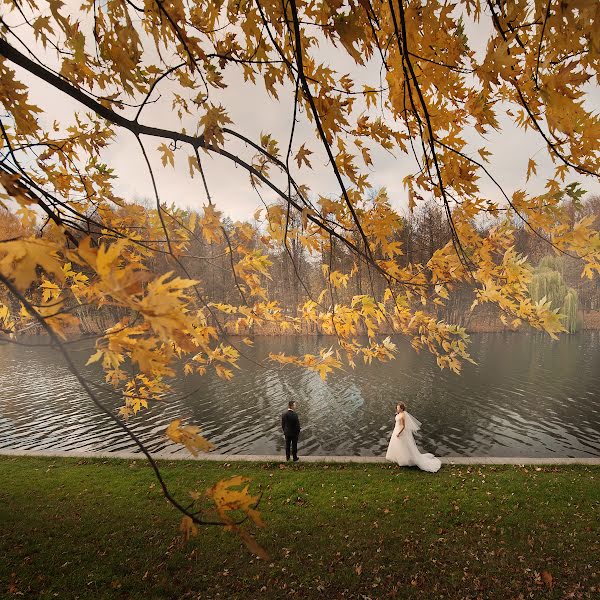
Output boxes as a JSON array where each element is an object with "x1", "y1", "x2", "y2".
[{"x1": 385, "y1": 402, "x2": 441, "y2": 473}]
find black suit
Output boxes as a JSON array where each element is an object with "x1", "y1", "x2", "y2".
[{"x1": 281, "y1": 409, "x2": 301, "y2": 461}]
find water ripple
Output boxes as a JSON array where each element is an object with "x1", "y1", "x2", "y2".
[{"x1": 1, "y1": 332, "x2": 600, "y2": 457}]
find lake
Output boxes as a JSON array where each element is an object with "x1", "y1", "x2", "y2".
[{"x1": 1, "y1": 332, "x2": 599, "y2": 458}]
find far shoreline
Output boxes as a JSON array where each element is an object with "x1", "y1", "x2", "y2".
[{"x1": 5, "y1": 325, "x2": 600, "y2": 344}]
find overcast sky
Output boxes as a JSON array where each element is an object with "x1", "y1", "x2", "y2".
[{"x1": 5, "y1": 3, "x2": 599, "y2": 222}]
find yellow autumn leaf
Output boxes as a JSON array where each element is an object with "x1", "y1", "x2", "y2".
[
  {"x1": 39, "y1": 280, "x2": 61, "y2": 303},
  {"x1": 157, "y1": 143, "x2": 175, "y2": 167},
  {"x1": 200, "y1": 104, "x2": 232, "y2": 147},
  {"x1": 526, "y1": 158, "x2": 537, "y2": 182},
  {"x1": 165, "y1": 419, "x2": 214, "y2": 456},
  {"x1": 199, "y1": 204, "x2": 223, "y2": 245},
  {"x1": 294, "y1": 143, "x2": 313, "y2": 169},
  {"x1": 215, "y1": 364, "x2": 234, "y2": 380},
  {"x1": 0, "y1": 239, "x2": 65, "y2": 292},
  {"x1": 477, "y1": 148, "x2": 492, "y2": 163},
  {"x1": 206, "y1": 476, "x2": 264, "y2": 528}
]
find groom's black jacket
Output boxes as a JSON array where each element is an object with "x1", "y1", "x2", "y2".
[{"x1": 281, "y1": 409, "x2": 301, "y2": 437}]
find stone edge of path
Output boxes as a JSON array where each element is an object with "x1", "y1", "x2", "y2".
[{"x1": 0, "y1": 449, "x2": 599, "y2": 465}]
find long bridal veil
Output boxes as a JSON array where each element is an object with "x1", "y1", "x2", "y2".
[{"x1": 404, "y1": 411, "x2": 422, "y2": 432}]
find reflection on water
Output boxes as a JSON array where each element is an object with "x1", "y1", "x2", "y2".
[{"x1": 1, "y1": 332, "x2": 599, "y2": 457}]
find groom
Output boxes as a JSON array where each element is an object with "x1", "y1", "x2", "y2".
[{"x1": 281, "y1": 401, "x2": 301, "y2": 461}]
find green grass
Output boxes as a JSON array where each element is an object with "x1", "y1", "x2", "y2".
[{"x1": 1, "y1": 457, "x2": 599, "y2": 599}]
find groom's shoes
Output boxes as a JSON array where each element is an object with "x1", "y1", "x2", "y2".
[{"x1": 293, "y1": 457, "x2": 299, "y2": 462}]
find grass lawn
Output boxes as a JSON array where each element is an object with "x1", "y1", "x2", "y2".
[{"x1": 0, "y1": 456, "x2": 599, "y2": 599}]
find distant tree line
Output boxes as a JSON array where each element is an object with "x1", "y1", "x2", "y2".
[{"x1": 3, "y1": 190, "x2": 597, "y2": 336}]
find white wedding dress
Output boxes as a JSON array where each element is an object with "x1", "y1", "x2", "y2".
[{"x1": 385, "y1": 411, "x2": 441, "y2": 472}]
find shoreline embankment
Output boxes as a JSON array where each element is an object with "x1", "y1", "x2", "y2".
[{"x1": 1, "y1": 449, "x2": 598, "y2": 465}]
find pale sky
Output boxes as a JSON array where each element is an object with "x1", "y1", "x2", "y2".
[{"x1": 3, "y1": 3, "x2": 598, "y2": 222}]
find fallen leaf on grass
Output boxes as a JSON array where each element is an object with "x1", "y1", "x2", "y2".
[{"x1": 542, "y1": 571, "x2": 553, "y2": 589}]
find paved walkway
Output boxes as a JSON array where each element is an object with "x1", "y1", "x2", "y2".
[{"x1": 1, "y1": 449, "x2": 599, "y2": 465}]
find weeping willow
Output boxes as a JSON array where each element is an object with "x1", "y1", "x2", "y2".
[
  {"x1": 537, "y1": 255, "x2": 564, "y2": 275},
  {"x1": 529, "y1": 256, "x2": 580, "y2": 333},
  {"x1": 562, "y1": 288, "x2": 579, "y2": 334}
]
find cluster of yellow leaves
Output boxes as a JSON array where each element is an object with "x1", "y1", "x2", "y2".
[
  {"x1": 119, "y1": 375, "x2": 170, "y2": 418},
  {"x1": 0, "y1": 237, "x2": 81, "y2": 338},
  {"x1": 0, "y1": 60, "x2": 42, "y2": 136},
  {"x1": 207, "y1": 476, "x2": 264, "y2": 528},
  {"x1": 198, "y1": 205, "x2": 223, "y2": 245},
  {"x1": 270, "y1": 346, "x2": 343, "y2": 380},
  {"x1": 210, "y1": 299, "x2": 300, "y2": 336},
  {"x1": 200, "y1": 104, "x2": 232, "y2": 147},
  {"x1": 205, "y1": 476, "x2": 268, "y2": 559},
  {"x1": 180, "y1": 476, "x2": 268, "y2": 558},
  {"x1": 233, "y1": 250, "x2": 273, "y2": 299}
]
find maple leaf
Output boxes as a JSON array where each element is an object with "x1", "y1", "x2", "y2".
[
  {"x1": 363, "y1": 86, "x2": 378, "y2": 109},
  {"x1": 199, "y1": 204, "x2": 223, "y2": 244},
  {"x1": 526, "y1": 158, "x2": 537, "y2": 182},
  {"x1": 477, "y1": 148, "x2": 492, "y2": 163},
  {"x1": 188, "y1": 154, "x2": 199, "y2": 178},
  {"x1": 165, "y1": 419, "x2": 214, "y2": 456},
  {"x1": 215, "y1": 364, "x2": 234, "y2": 380},
  {"x1": 294, "y1": 144, "x2": 313, "y2": 169},
  {"x1": 157, "y1": 144, "x2": 174, "y2": 167},
  {"x1": 206, "y1": 476, "x2": 264, "y2": 528},
  {"x1": 0, "y1": 239, "x2": 65, "y2": 291},
  {"x1": 0, "y1": 62, "x2": 42, "y2": 135},
  {"x1": 200, "y1": 104, "x2": 232, "y2": 147},
  {"x1": 188, "y1": 212, "x2": 197, "y2": 232},
  {"x1": 329, "y1": 270, "x2": 349, "y2": 288},
  {"x1": 39, "y1": 280, "x2": 61, "y2": 303}
]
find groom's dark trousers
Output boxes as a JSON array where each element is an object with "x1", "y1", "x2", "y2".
[
  {"x1": 285, "y1": 434, "x2": 298, "y2": 461},
  {"x1": 281, "y1": 409, "x2": 301, "y2": 461}
]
